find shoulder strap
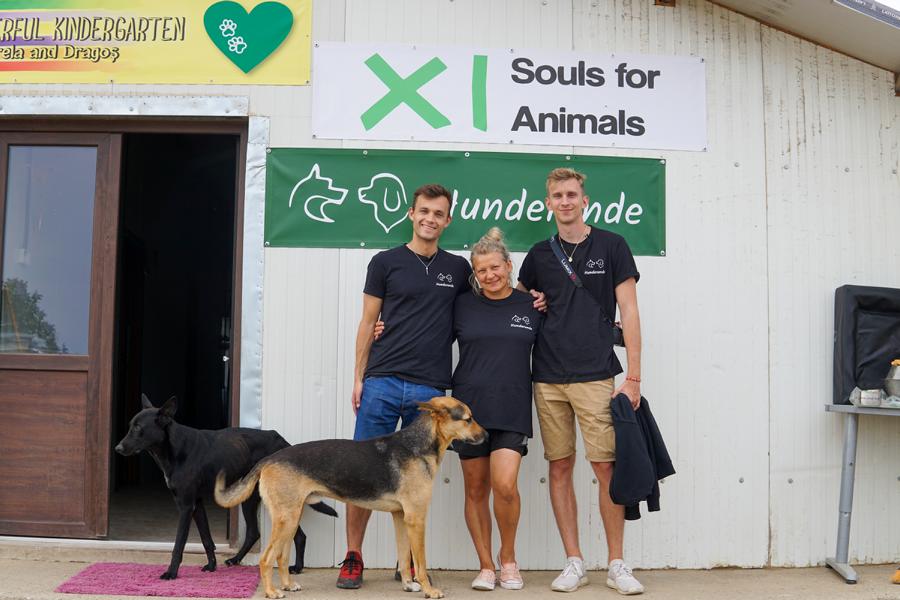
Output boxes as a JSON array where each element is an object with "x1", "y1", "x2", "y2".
[
  {"x1": 548, "y1": 234, "x2": 617, "y2": 329},
  {"x1": 548, "y1": 234, "x2": 583, "y2": 287}
]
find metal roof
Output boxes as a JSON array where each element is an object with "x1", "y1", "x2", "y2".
[{"x1": 709, "y1": 0, "x2": 900, "y2": 77}]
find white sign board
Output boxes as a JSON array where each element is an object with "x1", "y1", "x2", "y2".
[{"x1": 312, "y1": 42, "x2": 707, "y2": 152}]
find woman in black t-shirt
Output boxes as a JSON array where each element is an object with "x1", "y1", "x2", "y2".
[{"x1": 452, "y1": 228, "x2": 542, "y2": 591}]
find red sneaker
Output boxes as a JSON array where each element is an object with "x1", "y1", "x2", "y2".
[{"x1": 336, "y1": 551, "x2": 364, "y2": 589}]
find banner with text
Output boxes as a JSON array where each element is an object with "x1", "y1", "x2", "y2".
[
  {"x1": 312, "y1": 42, "x2": 706, "y2": 152},
  {"x1": 265, "y1": 149, "x2": 665, "y2": 256},
  {"x1": 0, "y1": 0, "x2": 311, "y2": 84}
]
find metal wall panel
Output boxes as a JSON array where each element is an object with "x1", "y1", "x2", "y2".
[
  {"x1": 762, "y1": 26, "x2": 900, "y2": 567},
  {"x1": 261, "y1": 247, "x2": 342, "y2": 567}
]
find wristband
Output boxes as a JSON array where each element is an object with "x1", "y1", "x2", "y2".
[{"x1": 626, "y1": 376, "x2": 641, "y2": 383}]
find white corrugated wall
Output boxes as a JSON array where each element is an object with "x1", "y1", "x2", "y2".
[
  {"x1": 762, "y1": 26, "x2": 900, "y2": 567},
  {"x1": 1, "y1": 0, "x2": 898, "y2": 570}
]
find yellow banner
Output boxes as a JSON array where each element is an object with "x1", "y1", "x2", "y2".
[{"x1": 0, "y1": 0, "x2": 311, "y2": 84}]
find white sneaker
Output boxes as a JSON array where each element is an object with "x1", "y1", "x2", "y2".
[
  {"x1": 471, "y1": 569, "x2": 496, "y2": 591},
  {"x1": 550, "y1": 556, "x2": 588, "y2": 592},
  {"x1": 497, "y1": 553, "x2": 524, "y2": 590},
  {"x1": 606, "y1": 559, "x2": 644, "y2": 595}
]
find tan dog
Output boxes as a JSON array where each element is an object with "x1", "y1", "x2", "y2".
[{"x1": 215, "y1": 396, "x2": 486, "y2": 599}]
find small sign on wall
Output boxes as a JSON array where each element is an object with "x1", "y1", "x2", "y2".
[
  {"x1": 0, "y1": 0, "x2": 312, "y2": 84},
  {"x1": 312, "y1": 42, "x2": 707, "y2": 152}
]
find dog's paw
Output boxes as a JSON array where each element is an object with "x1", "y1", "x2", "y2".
[
  {"x1": 224, "y1": 557, "x2": 240, "y2": 567},
  {"x1": 159, "y1": 571, "x2": 177, "y2": 580},
  {"x1": 402, "y1": 581, "x2": 422, "y2": 592},
  {"x1": 282, "y1": 582, "x2": 301, "y2": 592},
  {"x1": 264, "y1": 590, "x2": 285, "y2": 599},
  {"x1": 423, "y1": 588, "x2": 444, "y2": 599},
  {"x1": 289, "y1": 565, "x2": 303, "y2": 574},
  {"x1": 201, "y1": 562, "x2": 216, "y2": 572}
]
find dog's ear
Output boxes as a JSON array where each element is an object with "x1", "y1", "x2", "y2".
[
  {"x1": 418, "y1": 397, "x2": 450, "y2": 416},
  {"x1": 417, "y1": 399, "x2": 443, "y2": 414},
  {"x1": 159, "y1": 396, "x2": 178, "y2": 420},
  {"x1": 141, "y1": 394, "x2": 153, "y2": 410}
]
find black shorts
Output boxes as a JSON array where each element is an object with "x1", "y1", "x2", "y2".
[{"x1": 453, "y1": 429, "x2": 528, "y2": 460}]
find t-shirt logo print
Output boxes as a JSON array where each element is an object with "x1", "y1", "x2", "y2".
[
  {"x1": 510, "y1": 315, "x2": 533, "y2": 330},
  {"x1": 584, "y1": 257, "x2": 606, "y2": 275},
  {"x1": 435, "y1": 273, "x2": 454, "y2": 288}
]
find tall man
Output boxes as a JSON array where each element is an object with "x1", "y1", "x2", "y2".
[
  {"x1": 517, "y1": 168, "x2": 645, "y2": 595},
  {"x1": 337, "y1": 184, "x2": 471, "y2": 589}
]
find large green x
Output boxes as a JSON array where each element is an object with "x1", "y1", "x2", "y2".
[{"x1": 361, "y1": 53, "x2": 451, "y2": 130}]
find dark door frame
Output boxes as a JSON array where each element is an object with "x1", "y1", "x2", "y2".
[{"x1": 1, "y1": 118, "x2": 248, "y2": 543}]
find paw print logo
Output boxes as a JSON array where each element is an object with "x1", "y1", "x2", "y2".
[
  {"x1": 227, "y1": 36, "x2": 248, "y2": 55},
  {"x1": 437, "y1": 273, "x2": 453, "y2": 284},
  {"x1": 586, "y1": 258, "x2": 605, "y2": 269},
  {"x1": 511, "y1": 315, "x2": 531, "y2": 326},
  {"x1": 218, "y1": 19, "x2": 237, "y2": 37}
]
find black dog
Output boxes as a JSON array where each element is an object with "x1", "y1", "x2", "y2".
[{"x1": 115, "y1": 394, "x2": 337, "y2": 579}]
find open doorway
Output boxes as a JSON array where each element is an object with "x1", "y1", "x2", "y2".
[{"x1": 109, "y1": 133, "x2": 239, "y2": 542}]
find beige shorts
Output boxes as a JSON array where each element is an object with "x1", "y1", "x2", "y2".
[{"x1": 534, "y1": 379, "x2": 615, "y2": 462}]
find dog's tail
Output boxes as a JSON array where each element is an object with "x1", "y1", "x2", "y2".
[
  {"x1": 309, "y1": 501, "x2": 338, "y2": 518},
  {"x1": 214, "y1": 463, "x2": 263, "y2": 508}
]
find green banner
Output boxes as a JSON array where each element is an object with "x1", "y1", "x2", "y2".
[{"x1": 265, "y1": 149, "x2": 665, "y2": 255}]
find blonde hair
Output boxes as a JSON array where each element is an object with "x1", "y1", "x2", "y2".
[
  {"x1": 469, "y1": 227, "x2": 513, "y2": 294},
  {"x1": 546, "y1": 167, "x2": 586, "y2": 193}
]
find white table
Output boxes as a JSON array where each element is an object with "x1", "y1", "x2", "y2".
[{"x1": 824, "y1": 403, "x2": 900, "y2": 583}]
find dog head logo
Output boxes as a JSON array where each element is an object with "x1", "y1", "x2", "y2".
[
  {"x1": 586, "y1": 258, "x2": 605, "y2": 269},
  {"x1": 358, "y1": 173, "x2": 409, "y2": 233},
  {"x1": 289, "y1": 164, "x2": 348, "y2": 224}
]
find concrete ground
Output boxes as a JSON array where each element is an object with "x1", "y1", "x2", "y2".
[{"x1": 0, "y1": 545, "x2": 898, "y2": 600}]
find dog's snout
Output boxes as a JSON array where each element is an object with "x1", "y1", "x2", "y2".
[
  {"x1": 114, "y1": 443, "x2": 127, "y2": 455},
  {"x1": 469, "y1": 426, "x2": 488, "y2": 445}
]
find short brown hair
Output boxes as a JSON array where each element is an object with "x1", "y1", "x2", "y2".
[
  {"x1": 546, "y1": 167, "x2": 586, "y2": 193},
  {"x1": 412, "y1": 183, "x2": 452, "y2": 210}
]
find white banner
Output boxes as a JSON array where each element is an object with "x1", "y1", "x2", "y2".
[{"x1": 312, "y1": 42, "x2": 707, "y2": 152}]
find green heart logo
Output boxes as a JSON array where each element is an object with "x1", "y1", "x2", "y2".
[{"x1": 204, "y1": 1, "x2": 293, "y2": 74}]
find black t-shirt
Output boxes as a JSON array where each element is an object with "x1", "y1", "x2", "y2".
[
  {"x1": 451, "y1": 289, "x2": 543, "y2": 437},
  {"x1": 518, "y1": 226, "x2": 639, "y2": 384},
  {"x1": 364, "y1": 245, "x2": 471, "y2": 390}
]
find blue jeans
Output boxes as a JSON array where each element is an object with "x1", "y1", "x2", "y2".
[{"x1": 353, "y1": 376, "x2": 443, "y2": 441}]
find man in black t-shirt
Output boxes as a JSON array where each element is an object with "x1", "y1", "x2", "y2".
[
  {"x1": 336, "y1": 184, "x2": 471, "y2": 590},
  {"x1": 518, "y1": 168, "x2": 645, "y2": 595}
]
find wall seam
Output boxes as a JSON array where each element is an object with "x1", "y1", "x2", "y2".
[{"x1": 758, "y1": 22, "x2": 774, "y2": 568}]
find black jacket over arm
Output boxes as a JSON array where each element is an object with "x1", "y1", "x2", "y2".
[{"x1": 609, "y1": 394, "x2": 675, "y2": 520}]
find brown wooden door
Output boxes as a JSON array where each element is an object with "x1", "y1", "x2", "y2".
[{"x1": 0, "y1": 133, "x2": 120, "y2": 537}]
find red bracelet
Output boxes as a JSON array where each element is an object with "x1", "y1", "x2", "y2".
[{"x1": 626, "y1": 376, "x2": 641, "y2": 383}]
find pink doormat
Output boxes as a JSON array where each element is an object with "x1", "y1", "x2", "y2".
[{"x1": 55, "y1": 562, "x2": 260, "y2": 598}]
